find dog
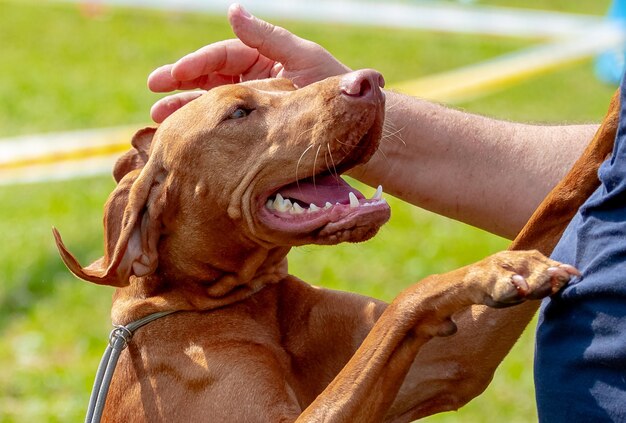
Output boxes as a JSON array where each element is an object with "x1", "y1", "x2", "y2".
[{"x1": 53, "y1": 69, "x2": 616, "y2": 422}]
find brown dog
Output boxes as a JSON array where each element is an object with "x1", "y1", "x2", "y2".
[{"x1": 54, "y1": 70, "x2": 607, "y2": 422}]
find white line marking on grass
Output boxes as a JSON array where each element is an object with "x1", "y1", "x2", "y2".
[{"x1": 58, "y1": 0, "x2": 605, "y2": 38}]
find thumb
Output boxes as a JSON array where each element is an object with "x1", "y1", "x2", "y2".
[{"x1": 227, "y1": 3, "x2": 310, "y2": 68}]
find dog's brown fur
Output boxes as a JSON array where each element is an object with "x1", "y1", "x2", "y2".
[{"x1": 54, "y1": 73, "x2": 618, "y2": 422}]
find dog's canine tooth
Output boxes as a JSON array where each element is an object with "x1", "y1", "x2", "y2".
[
  {"x1": 349, "y1": 192, "x2": 359, "y2": 208},
  {"x1": 290, "y1": 203, "x2": 305, "y2": 214},
  {"x1": 372, "y1": 185, "x2": 383, "y2": 200},
  {"x1": 273, "y1": 193, "x2": 285, "y2": 210}
]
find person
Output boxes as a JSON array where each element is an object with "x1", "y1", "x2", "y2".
[{"x1": 147, "y1": 4, "x2": 626, "y2": 421}]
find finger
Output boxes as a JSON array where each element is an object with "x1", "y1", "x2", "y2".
[
  {"x1": 240, "y1": 55, "x2": 276, "y2": 82},
  {"x1": 150, "y1": 91, "x2": 206, "y2": 123},
  {"x1": 177, "y1": 73, "x2": 244, "y2": 91},
  {"x1": 171, "y1": 39, "x2": 264, "y2": 82},
  {"x1": 228, "y1": 3, "x2": 310, "y2": 69},
  {"x1": 148, "y1": 64, "x2": 180, "y2": 92},
  {"x1": 228, "y1": 3, "x2": 349, "y2": 86}
]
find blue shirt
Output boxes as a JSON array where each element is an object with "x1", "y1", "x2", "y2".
[{"x1": 535, "y1": 83, "x2": 626, "y2": 421}]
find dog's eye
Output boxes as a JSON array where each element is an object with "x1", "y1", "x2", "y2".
[{"x1": 227, "y1": 108, "x2": 252, "y2": 120}]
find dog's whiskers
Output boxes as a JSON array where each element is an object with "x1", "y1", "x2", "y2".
[
  {"x1": 382, "y1": 129, "x2": 406, "y2": 146},
  {"x1": 334, "y1": 138, "x2": 367, "y2": 149},
  {"x1": 382, "y1": 122, "x2": 406, "y2": 147},
  {"x1": 312, "y1": 144, "x2": 322, "y2": 190},
  {"x1": 377, "y1": 145, "x2": 391, "y2": 168},
  {"x1": 324, "y1": 143, "x2": 339, "y2": 182},
  {"x1": 326, "y1": 143, "x2": 339, "y2": 180},
  {"x1": 295, "y1": 126, "x2": 317, "y2": 144},
  {"x1": 296, "y1": 144, "x2": 315, "y2": 193},
  {"x1": 385, "y1": 96, "x2": 402, "y2": 112},
  {"x1": 292, "y1": 126, "x2": 318, "y2": 192}
]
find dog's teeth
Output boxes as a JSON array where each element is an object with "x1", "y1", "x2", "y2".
[
  {"x1": 324, "y1": 202, "x2": 333, "y2": 209},
  {"x1": 274, "y1": 193, "x2": 292, "y2": 212},
  {"x1": 273, "y1": 193, "x2": 284, "y2": 210},
  {"x1": 372, "y1": 185, "x2": 383, "y2": 200},
  {"x1": 274, "y1": 203, "x2": 287, "y2": 212},
  {"x1": 349, "y1": 192, "x2": 359, "y2": 208},
  {"x1": 309, "y1": 203, "x2": 320, "y2": 212},
  {"x1": 290, "y1": 203, "x2": 304, "y2": 214},
  {"x1": 266, "y1": 199, "x2": 274, "y2": 210}
]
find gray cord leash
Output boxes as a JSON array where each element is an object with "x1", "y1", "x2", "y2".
[{"x1": 85, "y1": 310, "x2": 178, "y2": 423}]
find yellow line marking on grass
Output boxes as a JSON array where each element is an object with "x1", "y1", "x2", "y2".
[
  {"x1": 0, "y1": 125, "x2": 140, "y2": 184},
  {"x1": 390, "y1": 24, "x2": 626, "y2": 103},
  {"x1": 0, "y1": 142, "x2": 129, "y2": 171}
]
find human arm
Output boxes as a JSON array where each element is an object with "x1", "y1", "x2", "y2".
[
  {"x1": 148, "y1": 3, "x2": 596, "y2": 239},
  {"x1": 351, "y1": 94, "x2": 598, "y2": 238}
]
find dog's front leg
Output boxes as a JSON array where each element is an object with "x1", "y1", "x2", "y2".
[{"x1": 295, "y1": 250, "x2": 576, "y2": 423}]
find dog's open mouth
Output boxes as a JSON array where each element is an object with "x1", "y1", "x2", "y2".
[
  {"x1": 257, "y1": 173, "x2": 391, "y2": 242},
  {"x1": 254, "y1": 89, "x2": 389, "y2": 243}
]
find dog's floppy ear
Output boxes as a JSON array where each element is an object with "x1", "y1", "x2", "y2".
[
  {"x1": 113, "y1": 127, "x2": 156, "y2": 183},
  {"x1": 54, "y1": 160, "x2": 167, "y2": 287}
]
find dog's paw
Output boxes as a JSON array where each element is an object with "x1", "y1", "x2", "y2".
[{"x1": 474, "y1": 250, "x2": 579, "y2": 309}]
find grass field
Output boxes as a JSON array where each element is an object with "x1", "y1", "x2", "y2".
[{"x1": 0, "y1": 0, "x2": 616, "y2": 421}]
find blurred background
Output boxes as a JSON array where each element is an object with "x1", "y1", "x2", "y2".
[{"x1": 0, "y1": 0, "x2": 619, "y2": 421}]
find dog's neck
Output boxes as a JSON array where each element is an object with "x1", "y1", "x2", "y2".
[{"x1": 110, "y1": 247, "x2": 290, "y2": 325}]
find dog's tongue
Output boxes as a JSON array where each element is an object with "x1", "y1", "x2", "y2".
[{"x1": 278, "y1": 174, "x2": 364, "y2": 205}]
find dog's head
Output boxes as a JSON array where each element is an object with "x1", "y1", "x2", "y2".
[{"x1": 54, "y1": 70, "x2": 390, "y2": 290}]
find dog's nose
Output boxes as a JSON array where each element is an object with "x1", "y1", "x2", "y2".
[{"x1": 340, "y1": 69, "x2": 385, "y2": 100}]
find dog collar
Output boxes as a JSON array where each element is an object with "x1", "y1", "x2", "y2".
[{"x1": 85, "y1": 310, "x2": 178, "y2": 423}]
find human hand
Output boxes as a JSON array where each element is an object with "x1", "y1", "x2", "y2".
[{"x1": 148, "y1": 3, "x2": 351, "y2": 122}]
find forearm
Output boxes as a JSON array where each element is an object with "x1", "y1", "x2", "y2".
[{"x1": 350, "y1": 91, "x2": 598, "y2": 239}]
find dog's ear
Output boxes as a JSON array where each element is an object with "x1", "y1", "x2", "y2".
[
  {"x1": 113, "y1": 127, "x2": 156, "y2": 183},
  {"x1": 54, "y1": 162, "x2": 167, "y2": 287}
]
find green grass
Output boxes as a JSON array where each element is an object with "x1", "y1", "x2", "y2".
[{"x1": 0, "y1": 0, "x2": 616, "y2": 421}]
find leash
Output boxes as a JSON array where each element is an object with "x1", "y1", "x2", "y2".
[{"x1": 85, "y1": 310, "x2": 178, "y2": 423}]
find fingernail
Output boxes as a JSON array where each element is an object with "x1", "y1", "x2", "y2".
[{"x1": 238, "y1": 4, "x2": 252, "y2": 18}]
